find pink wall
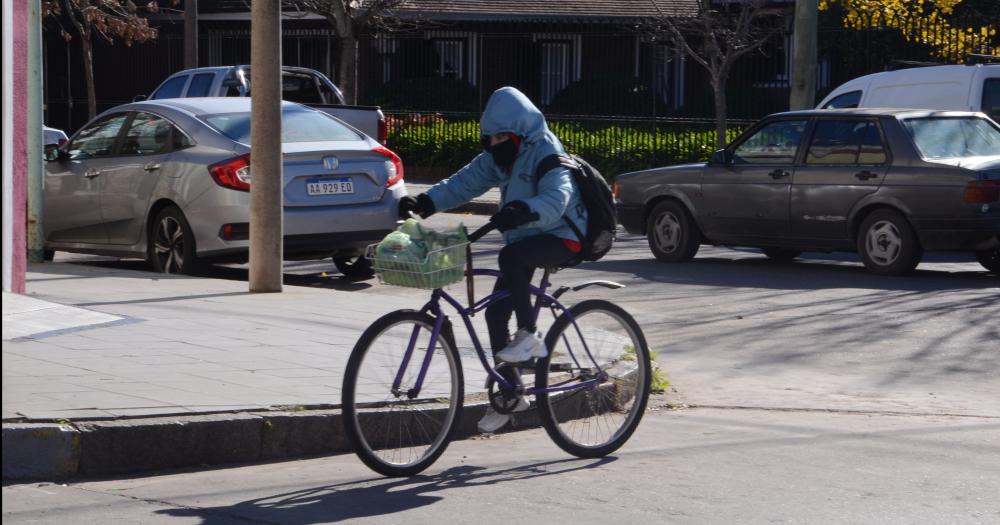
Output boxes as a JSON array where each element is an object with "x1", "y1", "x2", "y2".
[{"x1": 10, "y1": 0, "x2": 28, "y2": 293}]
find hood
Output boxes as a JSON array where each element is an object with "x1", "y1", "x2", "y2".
[
  {"x1": 480, "y1": 87, "x2": 547, "y2": 140},
  {"x1": 619, "y1": 162, "x2": 707, "y2": 180}
]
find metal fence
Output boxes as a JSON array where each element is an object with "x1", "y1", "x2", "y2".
[
  {"x1": 384, "y1": 111, "x2": 755, "y2": 178},
  {"x1": 41, "y1": 5, "x2": 997, "y2": 175}
]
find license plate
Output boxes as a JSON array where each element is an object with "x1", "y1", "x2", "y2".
[{"x1": 306, "y1": 177, "x2": 354, "y2": 196}]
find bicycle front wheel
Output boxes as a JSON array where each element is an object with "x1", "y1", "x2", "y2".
[
  {"x1": 536, "y1": 300, "x2": 651, "y2": 458},
  {"x1": 342, "y1": 310, "x2": 463, "y2": 477}
]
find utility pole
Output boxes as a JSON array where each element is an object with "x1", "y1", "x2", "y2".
[
  {"x1": 249, "y1": 0, "x2": 283, "y2": 292},
  {"x1": 789, "y1": 0, "x2": 818, "y2": 110},
  {"x1": 27, "y1": 0, "x2": 44, "y2": 263},
  {"x1": 184, "y1": 0, "x2": 198, "y2": 69}
]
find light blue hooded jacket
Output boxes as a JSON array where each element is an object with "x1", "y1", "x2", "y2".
[{"x1": 425, "y1": 87, "x2": 587, "y2": 245}]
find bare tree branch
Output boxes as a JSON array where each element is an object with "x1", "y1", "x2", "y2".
[{"x1": 639, "y1": 0, "x2": 789, "y2": 148}]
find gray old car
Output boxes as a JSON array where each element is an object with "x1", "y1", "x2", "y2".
[
  {"x1": 44, "y1": 98, "x2": 406, "y2": 277},
  {"x1": 615, "y1": 109, "x2": 1000, "y2": 275}
]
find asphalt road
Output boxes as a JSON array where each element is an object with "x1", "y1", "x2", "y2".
[
  {"x1": 12, "y1": 212, "x2": 997, "y2": 523},
  {"x1": 4, "y1": 407, "x2": 998, "y2": 524}
]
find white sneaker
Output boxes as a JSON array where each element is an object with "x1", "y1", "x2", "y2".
[
  {"x1": 495, "y1": 329, "x2": 547, "y2": 363},
  {"x1": 477, "y1": 397, "x2": 530, "y2": 433}
]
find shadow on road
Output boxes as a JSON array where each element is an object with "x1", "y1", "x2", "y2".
[
  {"x1": 29, "y1": 257, "x2": 374, "y2": 292},
  {"x1": 154, "y1": 457, "x2": 614, "y2": 524},
  {"x1": 575, "y1": 235, "x2": 996, "y2": 293}
]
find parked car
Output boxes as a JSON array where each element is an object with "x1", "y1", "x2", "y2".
[
  {"x1": 615, "y1": 109, "x2": 1000, "y2": 275},
  {"x1": 817, "y1": 64, "x2": 1000, "y2": 122},
  {"x1": 43, "y1": 98, "x2": 407, "y2": 277},
  {"x1": 136, "y1": 65, "x2": 387, "y2": 144}
]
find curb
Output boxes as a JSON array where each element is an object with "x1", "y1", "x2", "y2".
[{"x1": 2, "y1": 402, "x2": 542, "y2": 482}]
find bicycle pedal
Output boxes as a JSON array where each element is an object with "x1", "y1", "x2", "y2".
[{"x1": 548, "y1": 362, "x2": 574, "y2": 372}]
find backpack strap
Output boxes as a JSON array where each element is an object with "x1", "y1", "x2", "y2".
[
  {"x1": 533, "y1": 154, "x2": 585, "y2": 244},
  {"x1": 533, "y1": 154, "x2": 574, "y2": 193}
]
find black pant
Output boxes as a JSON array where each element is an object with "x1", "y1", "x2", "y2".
[{"x1": 485, "y1": 235, "x2": 575, "y2": 356}]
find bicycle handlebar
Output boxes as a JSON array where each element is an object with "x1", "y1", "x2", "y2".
[
  {"x1": 467, "y1": 221, "x2": 498, "y2": 243},
  {"x1": 466, "y1": 210, "x2": 540, "y2": 243}
]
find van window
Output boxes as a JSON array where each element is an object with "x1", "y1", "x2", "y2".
[
  {"x1": 982, "y1": 78, "x2": 1000, "y2": 122},
  {"x1": 187, "y1": 73, "x2": 215, "y2": 97},
  {"x1": 822, "y1": 90, "x2": 862, "y2": 109},
  {"x1": 151, "y1": 75, "x2": 188, "y2": 99}
]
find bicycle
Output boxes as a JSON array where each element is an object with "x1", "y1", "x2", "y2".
[{"x1": 342, "y1": 221, "x2": 652, "y2": 477}]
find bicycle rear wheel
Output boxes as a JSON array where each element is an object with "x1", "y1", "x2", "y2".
[
  {"x1": 342, "y1": 310, "x2": 463, "y2": 477},
  {"x1": 535, "y1": 300, "x2": 651, "y2": 458}
]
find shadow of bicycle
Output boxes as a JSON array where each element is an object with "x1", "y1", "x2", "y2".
[{"x1": 155, "y1": 456, "x2": 615, "y2": 524}]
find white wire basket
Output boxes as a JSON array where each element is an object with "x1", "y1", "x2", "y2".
[{"x1": 367, "y1": 240, "x2": 468, "y2": 289}]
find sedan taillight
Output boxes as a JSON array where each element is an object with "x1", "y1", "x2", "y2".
[
  {"x1": 377, "y1": 115, "x2": 388, "y2": 145},
  {"x1": 208, "y1": 154, "x2": 251, "y2": 192},
  {"x1": 373, "y1": 145, "x2": 404, "y2": 187},
  {"x1": 964, "y1": 180, "x2": 1000, "y2": 204}
]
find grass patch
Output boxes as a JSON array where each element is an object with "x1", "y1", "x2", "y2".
[{"x1": 623, "y1": 344, "x2": 671, "y2": 394}]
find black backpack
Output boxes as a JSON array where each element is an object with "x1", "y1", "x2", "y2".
[{"x1": 534, "y1": 154, "x2": 617, "y2": 263}]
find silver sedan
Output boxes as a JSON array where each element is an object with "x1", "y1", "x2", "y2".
[{"x1": 44, "y1": 98, "x2": 407, "y2": 277}]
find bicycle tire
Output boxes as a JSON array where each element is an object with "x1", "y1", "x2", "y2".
[
  {"x1": 342, "y1": 310, "x2": 463, "y2": 477},
  {"x1": 535, "y1": 300, "x2": 651, "y2": 458}
]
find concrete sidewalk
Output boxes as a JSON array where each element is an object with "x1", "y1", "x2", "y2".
[
  {"x1": 1, "y1": 238, "x2": 527, "y2": 480},
  {"x1": 2, "y1": 183, "x2": 503, "y2": 481},
  {"x1": 405, "y1": 180, "x2": 501, "y2": 216}
]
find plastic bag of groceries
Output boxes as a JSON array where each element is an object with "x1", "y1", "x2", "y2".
[{"x1": 372, "y1": 219, "x2": 468, "y2": 288}]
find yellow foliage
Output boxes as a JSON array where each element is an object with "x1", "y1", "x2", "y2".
[{"x1": 821, "y1": 0, "x2": 998, "y2": 61}]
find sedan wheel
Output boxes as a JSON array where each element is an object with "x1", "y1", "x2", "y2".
[
  {"x1": 975, "y1": 247, "x2": 1000, "y2": 275},
  {"x1": 857, "y1": 209, "x2": 921, "y2": 276},
  {"x1": 334, "y1": 255, "x2": 375, "y2": 280},
  {"x1": 149, "y1": 206, "x2": 200, "y2": 275},
  {"x1": 647, "y1": 201, "x2": 701, "y2": 262}
]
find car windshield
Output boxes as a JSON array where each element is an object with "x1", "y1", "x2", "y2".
[
  {"x1": 901, "y1": 116, "x2": 1000, "y2": 158},
  {"x1": 200, "y1": 107, "x2": 362, "y2": 143}
]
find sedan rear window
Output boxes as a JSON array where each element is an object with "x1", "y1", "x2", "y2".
[
  {"x1": 902, "y1": 117, "x2": 1000, "y2": 158},
  {"x1": 201, "y1": 108, "x2": 362, "y2": 144}
]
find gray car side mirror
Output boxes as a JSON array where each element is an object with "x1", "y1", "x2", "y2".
[
  {"x1": 132, "y1": 94, "x2": 147, "y2": 102},
  {"x1": 709, "y1": 149, "x2": 731, "y2": 165},
  {"x1": 44, "y1": 145, "x2": 69, "y2": 162}
]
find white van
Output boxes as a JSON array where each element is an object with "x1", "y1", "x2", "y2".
[{"x1": 817, "y1": 64, "x2": 1000, "y2": 121}]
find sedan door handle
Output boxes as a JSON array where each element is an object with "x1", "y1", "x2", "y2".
[
  {"x1": 768, "y1": 169, "x2": 789, "y2": 179},
  {"x1": 84, "y1": 169, "x2": 101, "y2": 179},
  {"x1": 144, "y1": 162, "x2": 161, "y2": 172},
  {"x1": 855, "y1": 170, "x2": 878, "y2": 181}
]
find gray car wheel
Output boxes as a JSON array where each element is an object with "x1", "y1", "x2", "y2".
[
  {"x1": 149, "y1": 206, "x2": 200, "y2": 275},
  {"x1": 975, "y1": 247, "x2": 999, "y2": 275},
  {"x1": 857, "y1": 209, "x2": 922, "y2": 276},
  {"x1": 647, "y1": 200, "x2": 701, "y2": 262},
  {"x1": 333, "y1": 255, "x2": 375, "y2": 280}
]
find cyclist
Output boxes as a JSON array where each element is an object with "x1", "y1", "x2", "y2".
[{"x1": 398, "y1": 86, "x2": 587, "y2": 432}]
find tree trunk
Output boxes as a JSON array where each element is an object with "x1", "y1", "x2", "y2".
[
  {"x1": 338, "y1": 35, "x2": 358, "y2": 105},
  {"x1": 80, "y1": 32, "x2": 97, "y2": 119},
  {"x1": 711, "y1": 76, "x2": 728, "y2": 149}
]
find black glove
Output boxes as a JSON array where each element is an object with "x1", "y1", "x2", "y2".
[
  {"x1": 398, "y1": 193, "x2": 436, "y2": 219},
  {"x1": 491, "y1": 200, "x2": 538, "y2": 232}
]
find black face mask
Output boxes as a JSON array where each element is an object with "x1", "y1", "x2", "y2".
[{"x1": 481, "y1": 135, "x2": 519, "y2": 169}]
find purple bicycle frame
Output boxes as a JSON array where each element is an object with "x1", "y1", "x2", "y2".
[{"x1": 391, "y1": 267, "x2": 606, "y2": 399}]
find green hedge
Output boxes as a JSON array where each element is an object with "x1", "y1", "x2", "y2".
[{"x1": 386, "y1": 117, "x2": 748, "y2": 178}]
